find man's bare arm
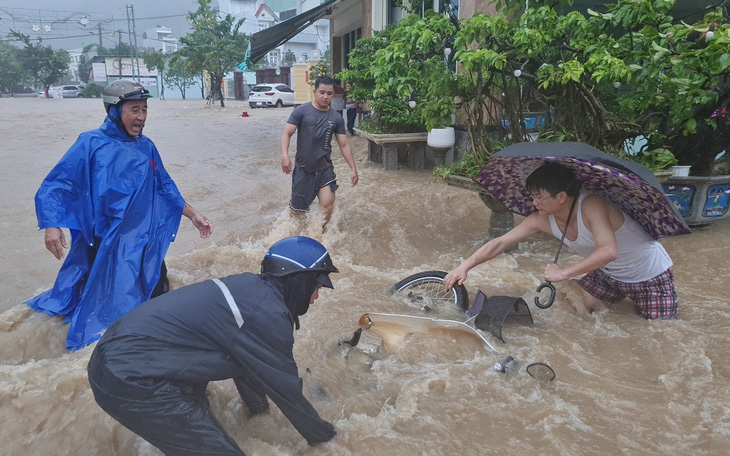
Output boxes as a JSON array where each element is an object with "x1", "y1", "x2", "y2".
[
  {"x1": 335, "y1": 133, "x2": 358, "y2": 186},
  {"x1": 445, "y1": 214, "x2": 547, "y2": 289},
  {"x1": 544, "y1": 197, "x2": 618, "y2": 282},
  {"x1": 280, "y1": 124, "x2": 297, "y2": 174}
]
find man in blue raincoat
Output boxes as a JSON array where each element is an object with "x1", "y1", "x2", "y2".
[
  {"x1": 88, "y1": 237, "x2": 346, "y2": 455},
  {"x1": 26, "y1": 79, "x2": 213, "y2": 350}
]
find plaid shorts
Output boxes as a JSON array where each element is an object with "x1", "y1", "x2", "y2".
[{"x1": 578, "y1": 267, "x2": 678, "y2": 320}]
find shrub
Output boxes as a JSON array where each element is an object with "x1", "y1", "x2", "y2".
[{"x1": 83, "y1": 83, "x2": 104, "y2": 98}]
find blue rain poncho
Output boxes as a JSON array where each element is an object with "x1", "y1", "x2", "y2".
[{"x1": 26, "y1": 114, "x2": 185, "y2": 350}]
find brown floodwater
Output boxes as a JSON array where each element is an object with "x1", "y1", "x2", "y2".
[{"x1": 1, "y1": 98, "x2": 729, "y2": 455}]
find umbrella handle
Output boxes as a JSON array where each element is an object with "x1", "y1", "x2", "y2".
[
  {"x1": 534, "y1": 282, "x2": 556, "y2": 309},
  {"x1": 534, "y1": 195, "x2": 577, "y2": 310}
]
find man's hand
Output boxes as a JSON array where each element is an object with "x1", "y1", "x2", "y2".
[
  {"x1": 281, "y1": 156, "x2": 293, "y2": 174},
  {"x1": 190, "y1": 213, "x2": 213, "y2": 239},
  {"x1": 350, "y1": 169, "x2": 359, "y2": 187},
  {"x1": 444, "y1": 265, "x2": 469, "y2": 290},
  {"x1": 44, "y1": 227, "x2": 67, "y2": 260},
  {"x1": 183, "y1": 203, "x2": 213, "y2": 239},
  {"x1": 280, "y1": 124, "x2": 297, "y2": 174},
  {"x1": 544, "y1": 263, "x2": 569, "y2": 283}
]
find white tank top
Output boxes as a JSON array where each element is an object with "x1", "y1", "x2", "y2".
[{"x1": 549, "y1": 194, "x2": 672, "y2": 283}]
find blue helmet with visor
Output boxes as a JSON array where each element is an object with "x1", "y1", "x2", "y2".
[{"x1": 261, "y1": 236, "x2": 338, "y2": 288}]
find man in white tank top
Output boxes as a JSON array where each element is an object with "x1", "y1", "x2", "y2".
[{"x1": 445, "y1": 163, "x2": 678, "y2": 319}]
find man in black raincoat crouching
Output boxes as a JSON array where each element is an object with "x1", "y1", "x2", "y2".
[{"x1": 88, "y1": 236, "x2": 342, "y2": 455}]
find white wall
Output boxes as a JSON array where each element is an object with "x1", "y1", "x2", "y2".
[{"x1": 331, "y1": 2, "x2": 363, "y2": 36}]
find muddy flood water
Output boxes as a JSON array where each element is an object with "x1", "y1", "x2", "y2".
[{"x1": 1, "y1": 97, "x2": 729, "y2": 455}]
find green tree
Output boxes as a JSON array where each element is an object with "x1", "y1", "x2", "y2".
[
  {"x1": 78, "y1": 44, "x2": 103, "y2": 83},
  {"x1": 83, "y1": 43, "x2": 113, "y2": 57},
  {"x1": 488, "y1": 0, "x2": 730, "y2": 174},
  {"x1": 164, "y1": 56, "x2": 198, "y2": 99},
  {"x1": 354, "y1": 0, "x2": 730, "y2": 173},
  {"x1": 282, "y1": 49, "x2": 296, "y2": 67},
  {"x1": 77, "y1": 54, "x2": 90, "y2": 84},
  {"x1": 10, "y1": 31, "x2": 70, "y2": 95},
  {"x1": 337, "y1": 25, "x2": 429, "y2": 133},
  {"x1": 176, "y1": 0, "x2": 249, "y2": 107},
  {"x1": 141, "y1": 48, "x2": 167, "y2": 99},
  {"x1": 308, "y1": 60, "x2": 330, "y2": 85},
  {"x1": 109, "y1": 41, "x2": 133, "y2": 58},
  {"x1": 0, "y1": 42, "x2": 25, "y2": 95},
  {"x1": 372, "y1": 11, "x2": 458, "y2": 131}
]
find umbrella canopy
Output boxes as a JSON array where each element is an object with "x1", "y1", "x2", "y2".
[{"x1": 475, "y1": 142, "x2": 690, "y2": 240}]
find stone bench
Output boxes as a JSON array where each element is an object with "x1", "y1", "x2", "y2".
[
  {"x1": 663, "y1": 175, "x2": 730, "y2": 226},
  {"x1": 354, "y1": 129, "x2": 429, "y2": 171}
]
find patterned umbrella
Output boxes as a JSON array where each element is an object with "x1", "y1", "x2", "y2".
[{"x1": 475, "y1": 142, "x2": 690, "y2": 240}]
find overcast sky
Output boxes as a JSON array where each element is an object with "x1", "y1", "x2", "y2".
[{"x1": 0, "y1": 1, "x2": 201, "y2": 50}]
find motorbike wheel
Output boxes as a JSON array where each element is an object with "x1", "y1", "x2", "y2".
[{"x1": 390, "y1": 270, "x2": 469, "y2": 312}]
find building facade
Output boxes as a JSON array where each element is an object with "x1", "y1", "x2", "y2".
[
  {"x1": 217, "y1": 0, "x2": 330, "y2": 68},
  {"x1": 142, "y1": 26, "x2": 179, "y2": 54},
  {"x1": 327, "y1": 0, "x2": 496, "y2": 75}
]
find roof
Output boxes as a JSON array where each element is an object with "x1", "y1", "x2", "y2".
[
  {"x1": 250, "y1": 0, "x2": 340, "y2": 63},
  {"x1": 255, "y1": 4, "x2": 280, "y2": 21}
]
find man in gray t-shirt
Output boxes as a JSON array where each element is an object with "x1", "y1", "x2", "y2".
[{"x1": 280, "y1": 75, "x2": 359, "y2": 223}]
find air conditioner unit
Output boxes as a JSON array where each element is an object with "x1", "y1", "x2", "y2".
[{"x1": 311, "y1": 50, "x2": 321, "y2": 60}]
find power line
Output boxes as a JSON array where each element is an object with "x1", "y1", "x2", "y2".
[
  {"x1": 671, "y1": 1, "x2": 726, "y2": 23},
  {"x1": 135, "y1": 14, "x2": 189, "y2": 21}
]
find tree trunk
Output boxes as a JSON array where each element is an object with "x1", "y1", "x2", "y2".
[{"x1": 213, "y1": 74, "x2": 225, "y2": 108}]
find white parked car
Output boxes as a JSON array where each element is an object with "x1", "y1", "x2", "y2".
[
  {"x1": 59, "y1": 85, "x2": 85, "y2": 98},
  {"x1": 48, "y1": 85, "x2": 85, "y2": 98},
  {"x1": 248, "y1": 84, "x2": 294, "y2": 108}
]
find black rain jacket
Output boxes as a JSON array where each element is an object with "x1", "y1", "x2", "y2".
[{"x1": 87, "y1": 272, "x2": 336, "y2": 446}]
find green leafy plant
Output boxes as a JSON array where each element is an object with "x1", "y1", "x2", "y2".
[
  {"x1": 620, "y1": 148, "x2": 678, "y2": 173},
  {"x1": 433, "y1": 151, "x2": 483, "y2": 178},
  {"x1": 433, "y1": 140, "x2": 511, "y2": 178},
  {"x1": 308, "y1": 59, "x2": 331, "y2": 85},
  {"x1": 342, "y1": 1, "x2": 730, "y2": 175},
  {"x1": 487, "y1": 0, "x2": 730, "y2": 175},
  {"x1": 164, "y1": 56, "x2": 198, "y2": 99},
  {"x1": 8, "y1": 31, "x2": 70, "y2": 95},
  {"x1": 337, "y1": 14, "x2": 455, "y2": 134},
  {"x1": 82, "y1": 83, "x2": 104, "y2": 98},
  {"x1": 371, "y1": 11, "x2": 458, "y2": 131},
  {"x1": 176, "y1": 0, "x2": 249, "y2": 107}
]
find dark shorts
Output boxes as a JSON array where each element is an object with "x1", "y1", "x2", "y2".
[
  {"x1": 289, "y1": 166, "x2": 338, "y2": 212},
  {"x1": 578, "y1": 267, "x2": 678, "y2": 320}
]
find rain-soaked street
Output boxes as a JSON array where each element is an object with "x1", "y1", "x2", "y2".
[{"x1": 1, "y1": 97, "x2": 729, "y2": 455}]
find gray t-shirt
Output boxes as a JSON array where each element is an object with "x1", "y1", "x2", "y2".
[{"x1": 287, "y1": 102, "x2": 346, "y2": 172}]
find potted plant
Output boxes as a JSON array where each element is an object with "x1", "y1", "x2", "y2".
[{"x1": 338, "y1": 12, "x2": 460, "y2": 170}]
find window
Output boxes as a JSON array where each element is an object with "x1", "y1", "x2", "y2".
[
  {"x1": 344, "y1": 27, "x2": 362, "y2": 68},
  {"x1": 441, "y1": 0, "x2": 459, "y2": 19},
  {"x1": 388, "y1": 0, "x2": 404, "y2": 24}
]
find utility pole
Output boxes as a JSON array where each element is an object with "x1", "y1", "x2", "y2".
[
  {"x1": 117, "y1": 30, "x2": 124, "y2": 77},
  {"x1": 98, "y1": 22, "x2": 103, "y2": 47},
  {"x1": 126, "y1": 5, "x2": 141, "y2": 82}
]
